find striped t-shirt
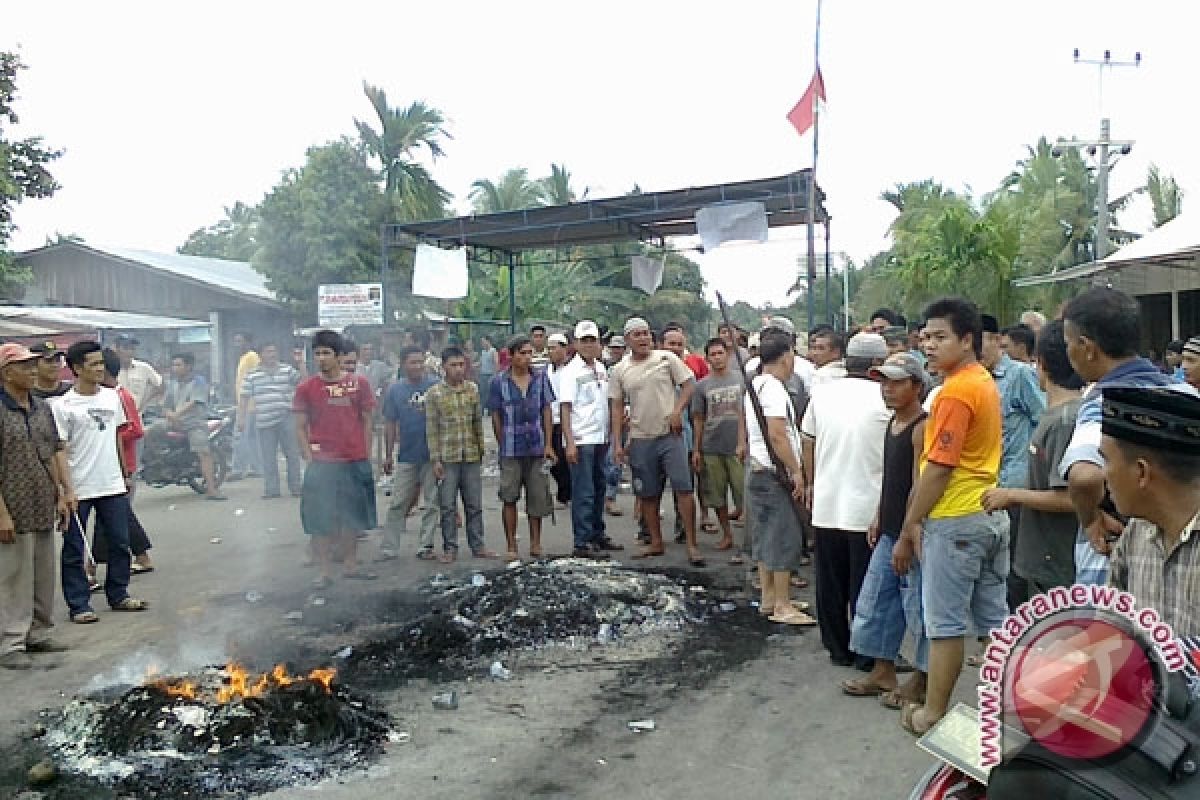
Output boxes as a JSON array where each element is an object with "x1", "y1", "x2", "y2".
[{"x1": 241, "y1": 365, "x2": 301, "y2": 427}]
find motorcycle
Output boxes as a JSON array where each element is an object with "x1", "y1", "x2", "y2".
[{"x1": 140, "y1": 405, "x2": 235, "y2": 495}]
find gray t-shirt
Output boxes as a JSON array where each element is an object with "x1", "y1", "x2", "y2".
[
  {"x1": 1014, "y1": 398, "x2": 1082, "y2": 588},
  {"x1": 690, "y1": 372, "x2": 743, "y2": 456}
]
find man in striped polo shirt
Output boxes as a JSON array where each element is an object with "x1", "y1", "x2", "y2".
[{"x1": 240, "y1": 343, "x2": 303, "y2": 499}]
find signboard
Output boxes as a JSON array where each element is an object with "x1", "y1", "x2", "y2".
[{"x1": 317, "y1": 283, "x2": 384, "y2": 328}]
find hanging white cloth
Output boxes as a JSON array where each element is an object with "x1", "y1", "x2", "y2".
[
  {"x1": 694, "y1": 201, "x2": 768, "y2": 251},
  {"x1": 412, "y1": 243, "x2": 468, "y2": 299},
  {"x1": 632, "y1": 254, "x2": 665, "y2": 294}
]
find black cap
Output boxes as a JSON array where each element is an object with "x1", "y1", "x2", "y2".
[
  {"x1": 1102, "y1": 387, "x2": 1200, "y2": 450},
  {"x1": 114, "y1": 334, "x2": 140, "y2": 346},
  {"x1": 981, "y1": 314, "x2": 1000, "y2": 334},
  {"x1": 28, "y1": 341, "x2": 63, "y2": 357}
]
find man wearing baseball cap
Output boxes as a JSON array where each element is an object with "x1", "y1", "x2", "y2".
[
  {"x1": 29, "y1": 341, "x2": 70, "y2": 400},
  {"x1": 801, "y1": 331, "x2": 891, "y2": 669},
  {"x1": 559, "y1": 321, "x2": 622, "y2": 556},
  {"x1": 610, "y1": 317, "x2": 703, "y2": 564},
  {"x1": 0, "y1": 343, "x2": 71, "y2": 668}
]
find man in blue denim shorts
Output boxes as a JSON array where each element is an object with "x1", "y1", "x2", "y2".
[{"x1": 892, "y1": 298, "x2": 1008, "y2": 737}]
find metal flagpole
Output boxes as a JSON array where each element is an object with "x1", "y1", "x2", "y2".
[{"x1": 804, "y1": 0, "x2": 822, "y2": 332}]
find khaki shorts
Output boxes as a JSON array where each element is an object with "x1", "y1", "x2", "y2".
[
  {"x1": 498, "y1": 457, "x2": 552, "y2": 518},
  {"x1": 702, "y1": 453, "x2": 744, "y2": 510}
]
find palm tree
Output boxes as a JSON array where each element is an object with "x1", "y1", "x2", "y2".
[
  {"x1": 469, "y1": 168, "x2": 545, "y2": 213},
  {"x1": 538, "y1": 163, "x2": 588, "y2": 205},
  {"x1": 354, "y1": 82, "x2": 451, "y2": 220},
  {"x1": 1146, "y1": 164, "x2": 1184, "y2": 228}
]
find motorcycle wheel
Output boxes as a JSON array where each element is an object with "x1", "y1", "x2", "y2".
[{"x1": 187, "y1": 449, "x2": 231, "y2": 495}]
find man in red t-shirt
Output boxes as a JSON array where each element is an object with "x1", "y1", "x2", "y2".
[{"x1": 293, "y1": 330, "x2": 378, "y2": 588}]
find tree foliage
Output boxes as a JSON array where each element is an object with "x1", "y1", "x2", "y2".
[
  {"x1": 1146, "y1": 164, "x2": 1183, "y2": 228},
  {"x1": 252, "y1": 139, "x2": 386, "y2": 321},
  {"x1": 1, "y1": 52, "x2": 60, "y2": 295},
  {"x1": 179, "y1": 201, "x2": 260, "y2": 261},
  {"x1": 469, "y1": 168, "x2": 544, "y2": 213}
]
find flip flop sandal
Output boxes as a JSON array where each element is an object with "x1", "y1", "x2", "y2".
[
  {"x1": 790, "y1": 576, "x2": 809, "y2": 589},
  {"x1": 89, "y1": 580, "x2": 102, "y2": 594},
  {"x1": 900, "y1": 704, "x2": 936, "y2": 737},
  {"x1": 701, "y1": 522, "x2": 719, "y2": 534},
  {"x1": 768, "y1": 609, "x2": 816, "y2": 626},
  {"x1": 688, "y1": 554, "x2": 708, "y2": 567},
  {"x1": 131, "y1": 564, "x2": 155, "y2": 574},
  {"x1": 841, "y1": 679, "x2": 891, "y2": 697},
  {"x1": 112, "y1": 598, "x2": 148, "y2": 611},
  {"x1": 631, "y1": 549, "x2": 665, "y2": 559},
  {"x1": 71, "y1": 611, "x2": 99, "y2": 624},
  {"x1": 880, "y1": 690, "x2": 926, "y2": 711},
  {"x1": 415, "y1": 549, "x2": 437, "y2": 561},
  {"x1": 729, "y1": 554, "x2": 746, "y2": 565}
]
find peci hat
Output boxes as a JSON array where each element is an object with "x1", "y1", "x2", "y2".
[
  {"x1": 869, "y1": 352, "x2": 925, "y2": 382},
  {"x1": 846, "y1": 332, "x2": 888, "y2": 359},
  {"x1": 574, "y1": 320, "x2": 600, "y2": 340},
  {"x1": 1102, "y1": 386, "x2": 1200, "y2": 450},
  {"x1": 0, "y1": 343, "x2": 38, "y2": 368},
  {"x1": 608, "y1": 335, "x2": 626, "y2": 348},
  {"x1": 548, "y1": 333, "x2": 568, "y2": 346},
  {"x1": 28, "y1": 340, "x2": 63, "y2": 358},
  {"x1": 623, "y1": 317, "x2": 650, "y2": 336}
]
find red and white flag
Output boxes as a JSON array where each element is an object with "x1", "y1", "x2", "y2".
[{"x1": 786, "y1": 68, "x2": 825, "y2": 138}]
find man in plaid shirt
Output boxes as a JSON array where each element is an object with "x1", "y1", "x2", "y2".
[{"x1": 425, "y1": 345, "x2": 494, "y2": 563}]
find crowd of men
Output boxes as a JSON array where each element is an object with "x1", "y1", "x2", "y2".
[{"x1": 4, "y1": 287, "x2": 1199, "y2": 762}]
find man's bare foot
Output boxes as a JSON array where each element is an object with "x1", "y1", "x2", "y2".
[
  {"x1": 437, "y1": 551, "x2": 457, "y2": 564},
  {"x1": 472, "y1": 549, "x2": 499, "y2": 559},
  {"x1": 714, "y1": 536, "x2": 733, "y2": 550},
  {"x1": 900, "y1": 704, "x2": 941, "y2": 736}
]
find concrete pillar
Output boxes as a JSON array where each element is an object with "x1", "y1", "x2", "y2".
[{"x1": 1171, "y1": 289, "x2": 1181, "y2": 340}]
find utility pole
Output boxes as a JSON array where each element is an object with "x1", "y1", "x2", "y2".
[{"x1": 1052, "y1": 50, "x2": 1139, "y2": 262}]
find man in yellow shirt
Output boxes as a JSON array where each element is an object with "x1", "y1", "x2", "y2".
[
  {"x1": 230, "y1": 332, "x2": 261, "y2": 480},
  {"x1": 892, "y1": 297, "x2": 1007, "y2": 736}
]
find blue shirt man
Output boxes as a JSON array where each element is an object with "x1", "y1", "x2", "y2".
[
  {"x1": 991, "y1": 352, "x2": 1046, "y2": 488},
  {"x1": 381, "y1": 351, "x2": 440, "y2": 558},
  {"x1": 486, "y1": 368, "x2": 556, "y2": 458}
]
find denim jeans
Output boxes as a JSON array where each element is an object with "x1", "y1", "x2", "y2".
[
  {"x1": 63, "y1": 494, "x2": 132, "y2": 615},
  {"x1": 901, "y1": 559, "x2": 930, "y2": 673},
  {"x1": 568, "y1": 444, "x2": 608, "y2": 549},
  {"x1": 232, "y1": 411, "x2": 261, "y2": 475},
  {"x1": 257, "y1": 416, "x2": 304, "y2": 495},
  {"x1": 604, "y1": 447, "x2": 621, "y2": 501},
  {"x1": 922, "y1": 511, "x2": 1010, "y2": 639},
  {"x1": 384, "y1": 461, "x2": 439, "y2": 552},
  {"x1": 439, "y1": 462, "x2": 485, "y2": 554},
  {"x1": 849, "y1": 533, "x2": 907, "y2": 662}
]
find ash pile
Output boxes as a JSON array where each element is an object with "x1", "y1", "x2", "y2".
[
  {"x1": 42, "y1": 663, "x2": 392, "y2": 797},
  {"x1": 346, "y1": 558, "x2": 732, "y2": 687}
]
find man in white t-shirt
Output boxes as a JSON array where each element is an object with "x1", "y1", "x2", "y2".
[
  {"x1": 560, "y1": 320, "x2": 621, "y2": 556},
  {"x1": 54, "y1": 341, "x2": 148, "y2": 625},
  {"x1": 745, "y1": 331, "x2": 814, "y2": 626},
  {"x1": 801, "y1": 331, "x2": 890, "y2": 667},
  {"x1": 115, "y1": 334, "x2": 163, "y2": 412}
]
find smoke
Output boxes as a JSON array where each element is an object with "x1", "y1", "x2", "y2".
[{"x1": 84, "y1": 637, "x2": 230, "y2": 692}]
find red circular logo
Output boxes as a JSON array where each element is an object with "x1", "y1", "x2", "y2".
[{"x1": 1008, "y1": 616, "x2": 1157, "y2": 760}]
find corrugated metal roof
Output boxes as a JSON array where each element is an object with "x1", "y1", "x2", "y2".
[
  {"x1": 97, "y1": 246, "x2": 274, "y2": 301},
  {"x1": 0, "y1": 306, "x2": 210, "y2": 331}
]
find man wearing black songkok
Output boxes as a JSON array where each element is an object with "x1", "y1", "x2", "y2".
[{"x1": 1103, "y1": 387, "x2": 1200, "y2": 637}]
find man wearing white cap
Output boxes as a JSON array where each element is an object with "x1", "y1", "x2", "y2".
[
  {"x1": 610, "y1": 317, "x2": 703, "y2": 564},
  {"x1": 559, "y1": 321, "x2": 622, "y2": 556},
  {"x1": 801, "y1": 331, "x2": 891, "y2": 668},
  {"x1": 0, "y1": 343, "x2": 72, "y2": 668},
  {"x1": 743, "y1": 316, "x2": 815, "y2": 391}
]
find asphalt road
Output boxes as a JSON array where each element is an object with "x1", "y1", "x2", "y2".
[{"x1": 0, "y1": 464, "x2": 978, "y2": 800}]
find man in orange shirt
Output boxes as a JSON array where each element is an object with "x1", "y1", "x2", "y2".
[{"x1": 892, "y1": 297, "x2": 1007, "y2": 736}]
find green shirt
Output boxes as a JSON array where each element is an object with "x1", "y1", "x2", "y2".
[{"x1": 425, "y1": 380, "x2": 485, "y2": 464}]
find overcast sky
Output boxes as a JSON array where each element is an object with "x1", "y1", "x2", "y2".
[{"x1": 4, "y1": 0, "x2": 1195, "y2": 306}]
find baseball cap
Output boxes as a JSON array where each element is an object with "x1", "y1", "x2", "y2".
[
  {"x1": 548, "y1": 333, "x2": 568, "y2": 346},
  {"x1": 846, "y1": 332, "x2": 888, "y2": 359},
  {"x1": 608, "y1": 335, "x2": 626, "y2": 348},
  {"x1": 623, "y1": 317, "x2": 650, "y2": 335},
  {"x1": 0, "y1": 343, "x2": 38, "y2": 368},
  {"x1": 574, "y1": 320, "x2": 600, "y2": 340},
  {"x1": 869, "y1": 352, "x2": 925, "y2": 382},
  {"x1": 28, "y1": 340, "x2": 63, "y2": 358}
]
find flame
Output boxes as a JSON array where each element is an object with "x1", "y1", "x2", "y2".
[{"x1": 146, "y1": 662, "x2": 336, "y2": 704}]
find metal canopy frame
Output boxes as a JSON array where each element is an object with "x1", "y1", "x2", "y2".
[{"x1": 381, "y1": 169, "x2": 829, "y2": 332}]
